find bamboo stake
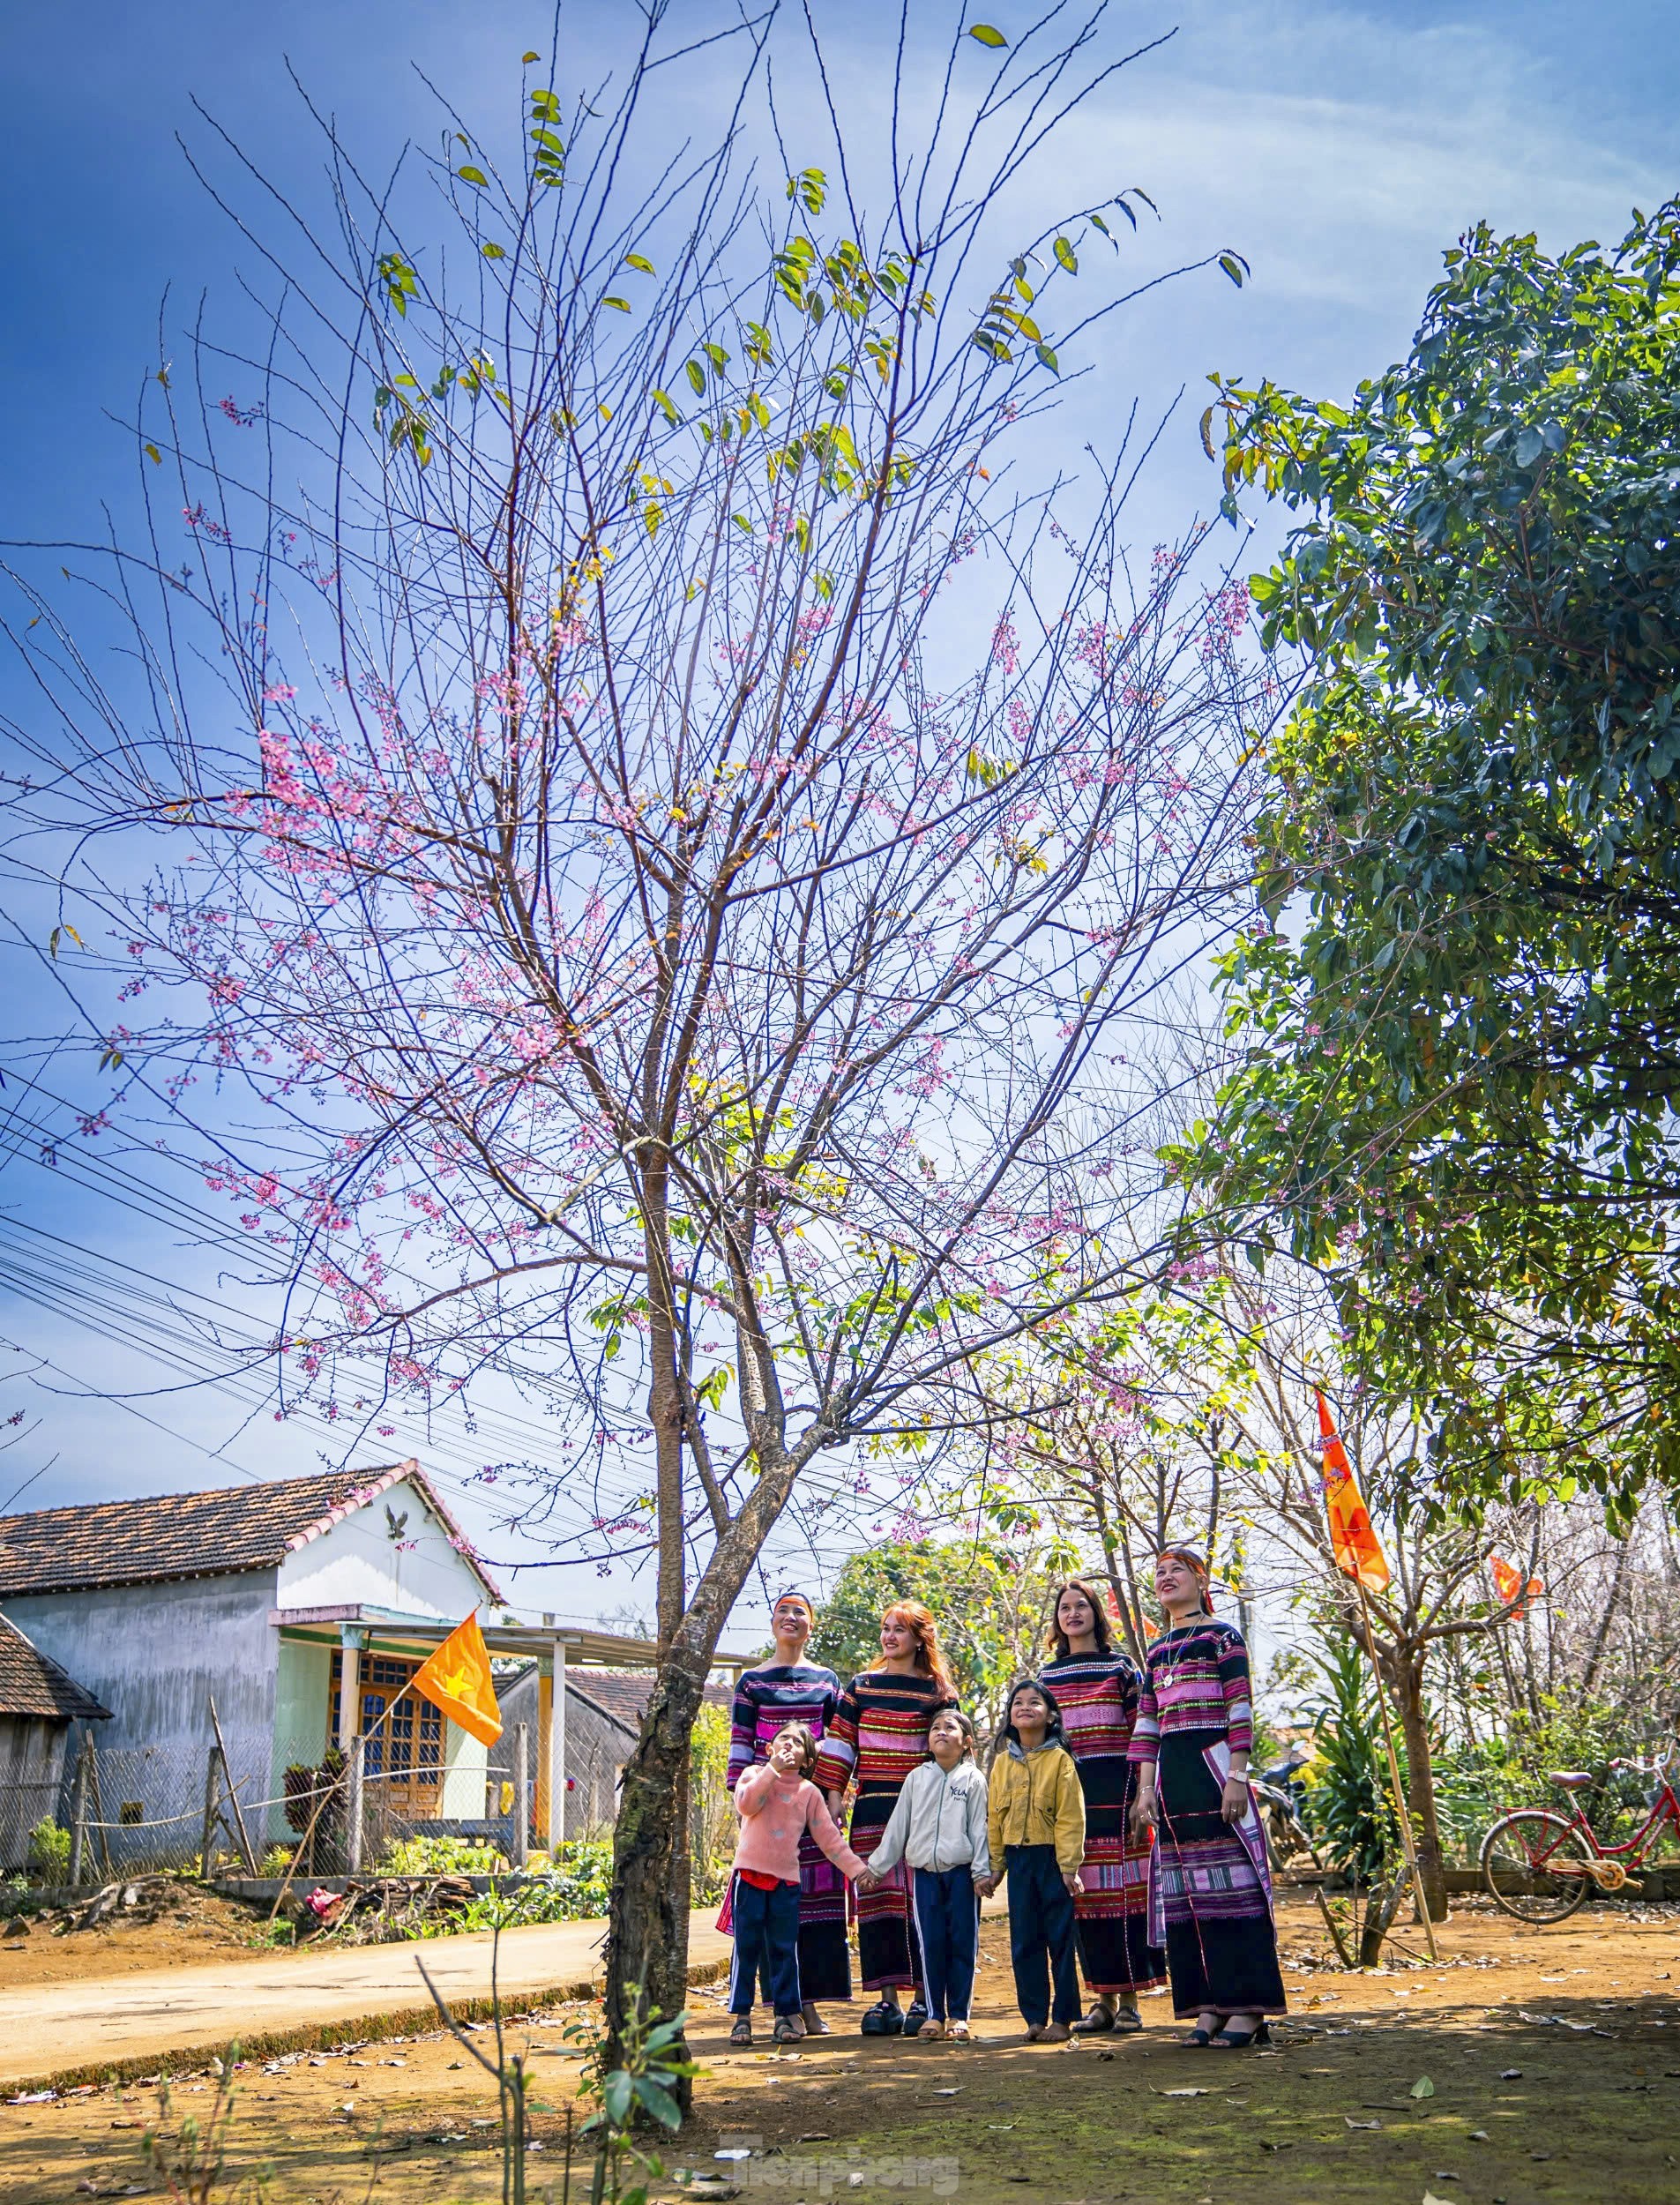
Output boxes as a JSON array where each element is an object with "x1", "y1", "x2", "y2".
[
  {"x1": 208, "y1": 1696, "x2": 259, "y2": 1874},
  {"x1": 1355, "y1": 1574, "x2": 1439, "y2": 1962}
]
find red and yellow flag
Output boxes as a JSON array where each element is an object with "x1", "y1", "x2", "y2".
[
  {"x1": 413, "y1": 1614, "x2": 503, "y2": 1746},
  {"x1": 1490, "y1": 1554, "x2": 1543, "y2": 1618},
  {"x1": 1316, "y1": 1390, "x2": 1390, "y2": 1593}
]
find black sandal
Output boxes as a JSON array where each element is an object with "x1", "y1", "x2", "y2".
[
  {"x1": 729, "y1": 2017, "x2": 752, "y2": 2046},
  {"x1": 1183, "y1": 2026, "x2": 1216, "y2": 2047},
  {"x1": 861, "y1": 1999, "x2": 905, "y2": 2037},
  {"x1": 1109, "y1": 2006, "x2": 1144, "y2": 2033},
  {"x1": 1209, "y1": 2021, "x2": 1270, "y2": 2049},
  {"x1": 1071, "y1": 2002, "x2": 1115, "y2": 2035}
]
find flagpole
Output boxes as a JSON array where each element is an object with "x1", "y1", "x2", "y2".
[{"x1": 1352, "y1": 1572, "x2": 1439, "y2": 1963}]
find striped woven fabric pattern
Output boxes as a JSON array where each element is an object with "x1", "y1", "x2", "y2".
[
  {"x1": 1041, "y1": 1648, "x2": 1164, "y2": 1992},
  {"x1": 1128, "y1": 1619, "x2": 1254, "y2": 1761},
  {"x1": 815, "y1": 1668, "x2": 956, "y2": 1991},
  {"x1": 726, "y1": 1663, "x2": 843, "y2": 1788}
]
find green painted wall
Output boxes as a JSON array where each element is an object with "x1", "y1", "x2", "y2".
[{"x1": 270, "y1": 1637, "x2": 332, "y2": 1841}]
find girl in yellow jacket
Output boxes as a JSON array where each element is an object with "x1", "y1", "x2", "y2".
[{"x1": 981, "y1": 1679, "x2": 1086, "y2": 2040}]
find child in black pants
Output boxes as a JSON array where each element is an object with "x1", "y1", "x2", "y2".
[{"x1": 981, "y1": 1680, "x2": 1086, "y2": 2041}]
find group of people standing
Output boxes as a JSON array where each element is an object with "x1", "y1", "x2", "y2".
[{"x1": 722, "y1": 1548, "x2": 1286, "y2": 2048}]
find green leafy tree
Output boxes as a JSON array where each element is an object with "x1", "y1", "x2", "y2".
[
  {"x1": 817, "y1": 1537, "x2": 1057, "y2": 1734},
  {"x1": 1176, "y1": 199, "x2": 1680, "y2": 1511}
]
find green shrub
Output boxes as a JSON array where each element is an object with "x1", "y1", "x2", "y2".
[
  {"x1": 420, "y1": 1840, "x2": 616, "y2": 1934},
  {"x1": 379, "y1": 1832, "x2": 510, "y2": 1876},
  {"x1": 260, "y1": 1843, "x2": 297, "y2": 1877},
  {"x1": 26, "y1": 1820, "x2": 71, "y2": 1881}
]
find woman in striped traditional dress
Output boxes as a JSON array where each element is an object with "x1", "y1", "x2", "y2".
[
  {"x1": 725, "y1": 1591, "x2": 850, "y2": 2034},
  {"x1": 1128, "y1": 1547, "x2": 1286, "y2": 2047},
  {"x1": 813, "y1": 1602, "x2": 959, "y2": 2037},
  {"x1": 1040, "y1": 1576, "x2": 1165, "y2": 2032}
]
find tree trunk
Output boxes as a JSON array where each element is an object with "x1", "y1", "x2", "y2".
[
  {"x1": 604, "y1": 1645, "x2": 707, "y2": 2085},
  {"x1": 1387, "y1": 1644, "x2": 1448, "y2": 1923}
]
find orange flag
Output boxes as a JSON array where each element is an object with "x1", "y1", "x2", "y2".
[
  {"x1": 1316, "y1": 1390, "x2": 1391, "y2": 1593},
  {"x1": 1490, "y1": 1555, "x2": 1543, "y2": 1618},
  {"x1": 413, "y1": 1614, "x2": 503, "y2": 1745}
]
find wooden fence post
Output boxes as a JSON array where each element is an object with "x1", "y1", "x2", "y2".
[
  {"x1": 200, "y1": 1746, "x2": 224, "y2": 1880},
  {"x1": 511, "y1": 1723, "x2": 529, "y2": 1869},
  {"x1": 67, "y1": 1733, "x2": 91, "y2": 1888},
  {"x1": 346, "y1": 1735, "x2": 365, "y2": 1873}
]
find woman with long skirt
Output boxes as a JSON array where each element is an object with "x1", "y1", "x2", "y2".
[
  {"x1": 813, "y1": 1601, "x2": 959, "y2": 2037},
  {"x1": 1128, "y1": 1547, "x2": 1287, "y2": 2048},
  {"x1": 725, "y1": 1590, "x2": 851, "y2": 2035},
  {"x1": 1040, "y1": 1576, "x2": 1165, "y2": 2032}
]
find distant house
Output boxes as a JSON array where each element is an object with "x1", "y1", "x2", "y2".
[
  {"x1": 0, "y1": 1463, "x2": 757, "y2": 1864},
  {"x1": 0, "y1": 1614, "x2": 109, "y2": 1871},
  {"x1": 497, "y1": 1665, "x2": 734, "y2": 1836}
]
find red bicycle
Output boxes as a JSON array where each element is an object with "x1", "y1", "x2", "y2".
[{"x1": 1481, "y1": 1745, "x2": 1680, "y2": 1922}]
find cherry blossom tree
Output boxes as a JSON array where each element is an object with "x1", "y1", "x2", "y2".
[{"x1": 1, "y1": 5, "x2": 1277, "y2": 2052}]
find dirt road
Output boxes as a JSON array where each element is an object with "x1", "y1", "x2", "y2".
[
  {"x1": 0, "y1": 1907, "x2": 732, "y2": 2090},
  {"x1": 4, "y1": 1894, "x2": 1680, "y2": 2203}
]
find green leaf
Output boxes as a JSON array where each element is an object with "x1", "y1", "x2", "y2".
[
  {"x1": 652, "y1": 389, "x2": 680, "y2": 427},
  {"x1": 625, "y1": 253, "x2": 655, "y2": 276},
  {"x1": 1054, "y1": 235, "x2": 1078, "y2": 275},
  {"x1": 967, "y1": 23, "x2": 1008, "y2": 45},
  {"x1": 1218, "y1": 250, "x2": 1251, "y2": 288},
  {"x1": 603, "y1": 295, "x2": 631, "y2": 312},
  {"x1": 482, "y1": 242, "x2": 506, "y2": 261},
  {"x1": 521, "y1": 49, "x2": 540, "y2": 63},
  {"x1": 632, "y1": 2075, "x2": 682, "y2": 2130},
  {"x1": 686, "y1": 359, "x2": 706, "y2": 396},
  {"x1": 456, "y1": 166, "x2": 489, "y2": 187},
  {"x1": 1034, "y1": 342, "x2": 1059, "y2": 374},
  {"x1": 145, "y1": 443, "x2": 161, "y2": 465},
  {"x1": 1410, "y1": 2076, "x2": 1436, "y2": 2099},
  {"x1": 602, "y1": 2071, "x2": 633, "y2": 2127}
]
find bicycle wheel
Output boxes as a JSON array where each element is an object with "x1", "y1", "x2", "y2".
[{"x1": 1481, "y1": 1810, "x2": 1594, "y2": 1922}]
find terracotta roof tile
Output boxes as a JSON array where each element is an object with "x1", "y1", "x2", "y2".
[
  {"x1": 0, "y1": 1613, "x2": 110, "y2": 1720},
  {"x1": 0, "y1": 1464, "x2": 501, "y2": 1600},
  {"x1": 565, "y1": 1669, "x2": 732, "y2": 1732}
]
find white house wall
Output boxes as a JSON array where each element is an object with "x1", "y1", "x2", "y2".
[{"x1": 275, "y1": 1477, "x2": 489, "y2": 1619}]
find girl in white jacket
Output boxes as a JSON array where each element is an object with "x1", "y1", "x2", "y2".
[{"x1": 860, "y1": 1708, "x2": 989, "y2": 2039}]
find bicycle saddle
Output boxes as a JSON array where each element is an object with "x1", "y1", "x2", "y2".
[{"x1": 1549, "y1": 1771, "x2": 1594, "y2": 1788}]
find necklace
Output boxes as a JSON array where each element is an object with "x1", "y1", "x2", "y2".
[{"x1": 1158, "y1": 1614, "x2": 1210, "y2": 1690}]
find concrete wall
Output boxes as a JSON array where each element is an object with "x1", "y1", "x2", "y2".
[
  {"x1": 276, "y1": 1477, "x2": 489, "y2": 1618},
  {"x1": 4, "y1": 1573, "x2": 280, "y2": 1864}
]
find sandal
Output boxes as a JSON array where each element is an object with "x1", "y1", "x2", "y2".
[
  {"x1": 729, "y1": 2017, "x2": 753, "y2": 2046},
  {"x1": 1071, "y1": 2002, "x2": 1115, "y2": 2036},
  {"x1": 948, "y1": 2020, "x2": 971, "y2": 2043},
  {"x1": 903, "y1": 2000, "x2": 930, "y2": 2038},
  {"x1": 1209, "y1": 2021, "x2": 1270, "y2": 2049},
  {"x1": 773, "y1": 2016, "x2": 803, "y2": 2044},
  {"x1": 1110, "y1": 2005, "x2": 1144, "y2": 2034},
  {"x1": 919, "y1": 2019, "x2": 947, "y2": 2041},
  {"x1": 861, "y1": 1999, "x2": 905, "y2": 2037},
  {"x1": 1183, "y1": 2027, "x2": 1216, "y2": 2047}
]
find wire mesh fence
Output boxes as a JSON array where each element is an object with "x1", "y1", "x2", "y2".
[{"x1": 1, "y1": 1712, "x2": 635, "y2": 1887}]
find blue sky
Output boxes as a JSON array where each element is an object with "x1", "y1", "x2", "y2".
[{"x1": 0, "y1": 1, "x2": 1674, "y2": 1639}]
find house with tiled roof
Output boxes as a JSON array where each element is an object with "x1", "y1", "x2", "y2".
[
  {"x1": 0, "y1": 1614, "x2": 110, "y2": 1872},
  {"x1": 0, "y1": 1462, "x2": 507, "y2": 1856},
  {"x1": 0, "y1": 1464, "x2": 759, "y2": 1865}
]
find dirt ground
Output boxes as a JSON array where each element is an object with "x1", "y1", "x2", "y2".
[
  {"x1": 4, "y1": 1893, "x2": 1680, "y2": 2204},
  {"x1": 0, "y1": 1888, "x2": 277, "y2": 1988}
]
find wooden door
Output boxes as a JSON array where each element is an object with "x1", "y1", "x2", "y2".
[{"x1": 329, "y1": 1651, "x2": 444, "y2": 1817}]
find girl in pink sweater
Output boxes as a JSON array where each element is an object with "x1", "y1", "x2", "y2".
[{"x1": 730, "y1": 1723, "x2": 867, "y2": 2044}]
